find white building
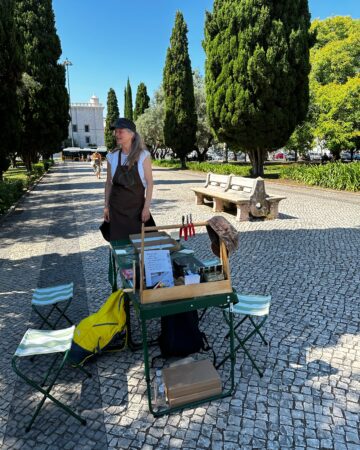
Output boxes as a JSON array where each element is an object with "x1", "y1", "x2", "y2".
[{"x1": 68, "y1": 95, "x2": 105, "y2": 148}]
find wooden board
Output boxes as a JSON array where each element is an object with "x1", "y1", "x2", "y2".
[
  {"x1": 129, "y1": 231, "x2": 180, "y2": 253},
  {"x1": 138, "y1": 222, "x2": 233, "y2": 304}
]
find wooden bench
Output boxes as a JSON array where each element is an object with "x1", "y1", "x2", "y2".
[{"x1": 191, "y1": 173, "x2": 286, "y2": 221}]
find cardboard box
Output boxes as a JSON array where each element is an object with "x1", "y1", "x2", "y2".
[
  {"x1": 167, "y1": 386, "x2": 222, "y2": 408},
  {"x1": 163, "y1": 359, "x2": 222, "y2": 406}
]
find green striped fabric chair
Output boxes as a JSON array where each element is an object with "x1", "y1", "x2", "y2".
[
  {"x1": 12, "y1": 325, "x2": 91, "y2": 432},
  {"x1": 31, "y1": 282, "x2": 74, "y2": 329},
  {"x1": 217, "y1": 293, "x2": 272, "y2": 377}
]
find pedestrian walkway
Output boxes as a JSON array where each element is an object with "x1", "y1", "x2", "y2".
[{"x1": 0, "y1": 161, "x2": 359, "y2": 449}]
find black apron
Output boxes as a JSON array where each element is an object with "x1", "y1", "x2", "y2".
[{"x1": 109, "y1": 150, "x2": 154, "y2": 240}]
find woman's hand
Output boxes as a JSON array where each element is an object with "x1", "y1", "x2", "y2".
[
  {"x1": 104, "y1": 207, "x2": 110, "y2": 222},
  {"x1": 141, "y1": 206, "x2": 150, "y2": 223}
]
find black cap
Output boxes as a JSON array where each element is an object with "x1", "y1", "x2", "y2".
[{"x1": 110, "y1": 117, "x2": 136, "y2": 132}]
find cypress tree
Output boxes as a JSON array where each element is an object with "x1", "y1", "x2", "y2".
[
  {"x1": 134, "y1": 82, "x2": 150, "y2": 121},
  {"x1": 0, "y1": 0, "x2": 23, "y2": 180},
  {"x1": 15, "y1": 0, "x2": 69, "y2": 169},
  {"x1": 104, "y1": 88, "x2": 119, "y2": 150},
  {"x1": 163, "y1": 11, "x2": 197, "y2": 169},
  {"x1": 124, "y1": 78, "x2": 133, "y2": 120},
  {"x1": 204, "y1": 0, "x2": 312, "y2": 176}
]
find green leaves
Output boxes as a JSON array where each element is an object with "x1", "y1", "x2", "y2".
[
  {"x1": 0, "y1": 0, "x2": 23, "y2": 178},
  {"x1": 14, "y1": 0, "x2": 69, "y2": 167},
  {"x1": 309, "y1": 17, "x2": 360, "y2": 158},
  {"x1": 105, "y1": 88, "x2": 119, "y2": 150},
  {"x1": 163, "y1": 11, "x2": 197, "y2": 167},
  {"x1": 124, "y1": 78, "x2": 133, "y2": 120},
  {"x1": 204, "y1": 0, "x2": 311, "y2": 176},
  {"x1": 134, "y1": 82, "x2": 150, "y2": 121}
]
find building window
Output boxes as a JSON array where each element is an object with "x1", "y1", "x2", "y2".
[
  {"x1": 85, "y1": 137, "x2": 90, "y2": 144},
  {"x1": 72, "y1": 124, "x2": 77, "y2": 132},
  {"x1": 85, "y1": 125, "x2": 90, "y2": 132}
]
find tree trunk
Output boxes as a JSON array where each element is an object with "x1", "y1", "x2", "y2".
[
  {"x1": 180, "y1": 156, "x2": 187, "y2": 169},
  {"x1": 224, "y1": 143, "x2": 228, "y2": 163},
  {"x1": 249, "y1": 148, "x2": 265, "y2": 177}
]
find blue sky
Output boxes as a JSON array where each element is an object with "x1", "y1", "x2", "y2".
[{"x1": 52, "y1": 0, "x2": 360, "y2": 114}]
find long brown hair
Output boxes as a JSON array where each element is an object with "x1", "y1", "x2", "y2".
[{"x1": 121, "y1": 130, "x2": 146, "y2": 168}]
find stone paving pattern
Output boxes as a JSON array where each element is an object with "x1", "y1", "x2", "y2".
[{"x1": 0, "y1": 162, "x2": 359, "y2": 449}]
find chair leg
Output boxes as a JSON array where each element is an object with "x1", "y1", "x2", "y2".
[
  {"x1": 233, "y1": 334, "x2": 264, "y2": 378},
  {"x1": 12, "y1": 352, "x2": 87, "y2": 432},
  {"x1": 32, "y1": 305, "x2": 57, "y2": 329},
  {"x1": 249, "y1": 316, "x2": 268, "y2": 345},
  {"x1": 52, "y1": 301, "x2": 73, "y2": 328},
  {"x1": 225, "y1": 315, "x2": 248, "y2": 339},
  {"x1": 33, "y1": 300, "x2": 73, "y2": 330}
]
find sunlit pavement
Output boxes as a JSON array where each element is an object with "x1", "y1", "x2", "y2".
[{"x1": 0, "y1": 161, "x2": 359, "y2": 449}]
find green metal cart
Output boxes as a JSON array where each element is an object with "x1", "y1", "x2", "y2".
[{"x1": 108, "y1": 239, "x2": 237, "y2": 416}]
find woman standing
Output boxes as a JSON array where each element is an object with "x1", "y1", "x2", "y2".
[{"x1": 104, "y1": 118, "x2": 154, "y2": 240}]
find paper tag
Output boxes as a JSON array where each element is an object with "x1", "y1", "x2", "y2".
[
  {"x1": 184, "y1": 274, "x2": 200, "y2": 285},
  {"x1": 178, "y1": 248, "x2": 194, "y2": 255},
  {"x1": 115, "y1": 249, "x2": 127, "y2": 255}
]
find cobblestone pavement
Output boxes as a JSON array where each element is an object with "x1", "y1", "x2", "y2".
[{"x1": 0, "y1": 162, "x2": 359, "y2": 449}]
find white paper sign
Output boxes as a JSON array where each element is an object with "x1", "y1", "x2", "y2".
[{"x1": 144, "y1": 250, "x2": 174, "y2": 288}]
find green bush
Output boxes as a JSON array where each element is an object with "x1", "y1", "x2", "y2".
[
  {"x1": 152, "y1": 159, "x2": 252, "y2": 176},
  {"x1": 31, "y1": 163, "x2": 45, "y2": 177},
  {"x1": 281, "y1": 162, "x2": 360, "y2": 191},
  {"x1": 0, "y1": 180, "x2": 25, "y2": 215}
]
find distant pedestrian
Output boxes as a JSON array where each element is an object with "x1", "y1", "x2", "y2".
[{"x1": 91, "y1": 152, "x2": 102, "y2": 178}]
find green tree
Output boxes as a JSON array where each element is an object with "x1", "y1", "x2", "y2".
[
  {"x1": 104, "y1": 88, "x2": 119, "y2": 150},
  {"x1": 204, "y1": 0, "x2": 312, "y2": 176},
  {"x1": 309, "y1": 17, "x2": 360, "y2": 159},
  {"x1": 285, "y1": 121, "x2": 313, "y2": 161},
  {"x1": 314, "y1": 77, "x2": 360, "y2": 160},
  {"x1": 311, "y1": 17, "x2": 360, "y2": 85},
  {"x1": 134, "y1": 82, "x2": 150, "y2": 121},
  {"x1": 124, "y1": 78, "x2": 133, "y2": 120},
  {"x1": 163, "y1": 11, "x2": 197, "y2": 169},
  {"x1": 135, "y1": 86, "x2": 167, "y2": 158},
  {"x1": 0, "y1": 0, "x2": 23, "y2": 181},
  {"x1": 193, "y1": 70, "x2": 214, "y2": 161},
  {"x1": 15, "y1": 0, "x2": 69, "y2": 170}
]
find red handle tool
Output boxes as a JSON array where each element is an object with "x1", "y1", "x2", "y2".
[
  {"x1": 189, "y1": 214, "x2": 195, "y2": 237},
  {"x1": 179, "y1": 215, "x2": 188, "y2": 241}
]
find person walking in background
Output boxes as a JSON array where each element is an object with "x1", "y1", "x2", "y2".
[
  {"x1": 104, "y1": 118, "x2": 155, "y2": 240},
  {"x1": 91, "y1": 151, "x2": 102, "y2": 179}
]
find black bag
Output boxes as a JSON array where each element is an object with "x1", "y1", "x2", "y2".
[{"x1": 159, "y1": 311, "x2": 210, "y2": 358}]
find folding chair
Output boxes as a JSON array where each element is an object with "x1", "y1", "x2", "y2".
[
  {"x1": 12, "y1": 325, "x2": 91, "y2": 432},
  {"x1": 216, "y1": 293, "x2": 271, "y2": 377},
  {"x1": 31, "y1": 282, "x2": 74, "y2": 329}
]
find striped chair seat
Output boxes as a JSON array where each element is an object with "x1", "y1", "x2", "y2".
[
  {"x1": 217, "y1": 293, "x2": 272, "y2": 378},
  {"x1": 233, "y1": 294, "x2": 271, "y2": 317},
  {"x1": 32, "y1": 282, "x2": 74, "y2": 306},
  {"x1": 12, "y1": 324, "x2": 91, "y2": 431},
  {"x1": 15, "y1": 326, "x2": 75, "y2": 357}
]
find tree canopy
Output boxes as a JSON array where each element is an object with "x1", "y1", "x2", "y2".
[
  {"x1": 15, "y1": 0, "x2": 69, "y2": 169},
  {"x1": 124, "y1": 78, "x2": 133, "y2": 120},
  {"x1": 134, "y1": 82, "x2": 150, "y2": 121},
  {"x1": 0, "y1": 0, "x2": 23, "y2": 180},
  {"x1": 104, "y1": 88, "x2": 119, "y2": 150},
  {"x1": 309, "y1": 16, "x2": 360, "y2": 159},
  {"x1": 163, "y1": 11, "x2": 197, "y2": 168},
  {"x1": 204, "y1": 0, "x2": 312, "y2": 176}
]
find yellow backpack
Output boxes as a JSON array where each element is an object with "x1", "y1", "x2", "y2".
[{"x1": 70, "y1": 289, "x2": 127, "y2": 365}]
